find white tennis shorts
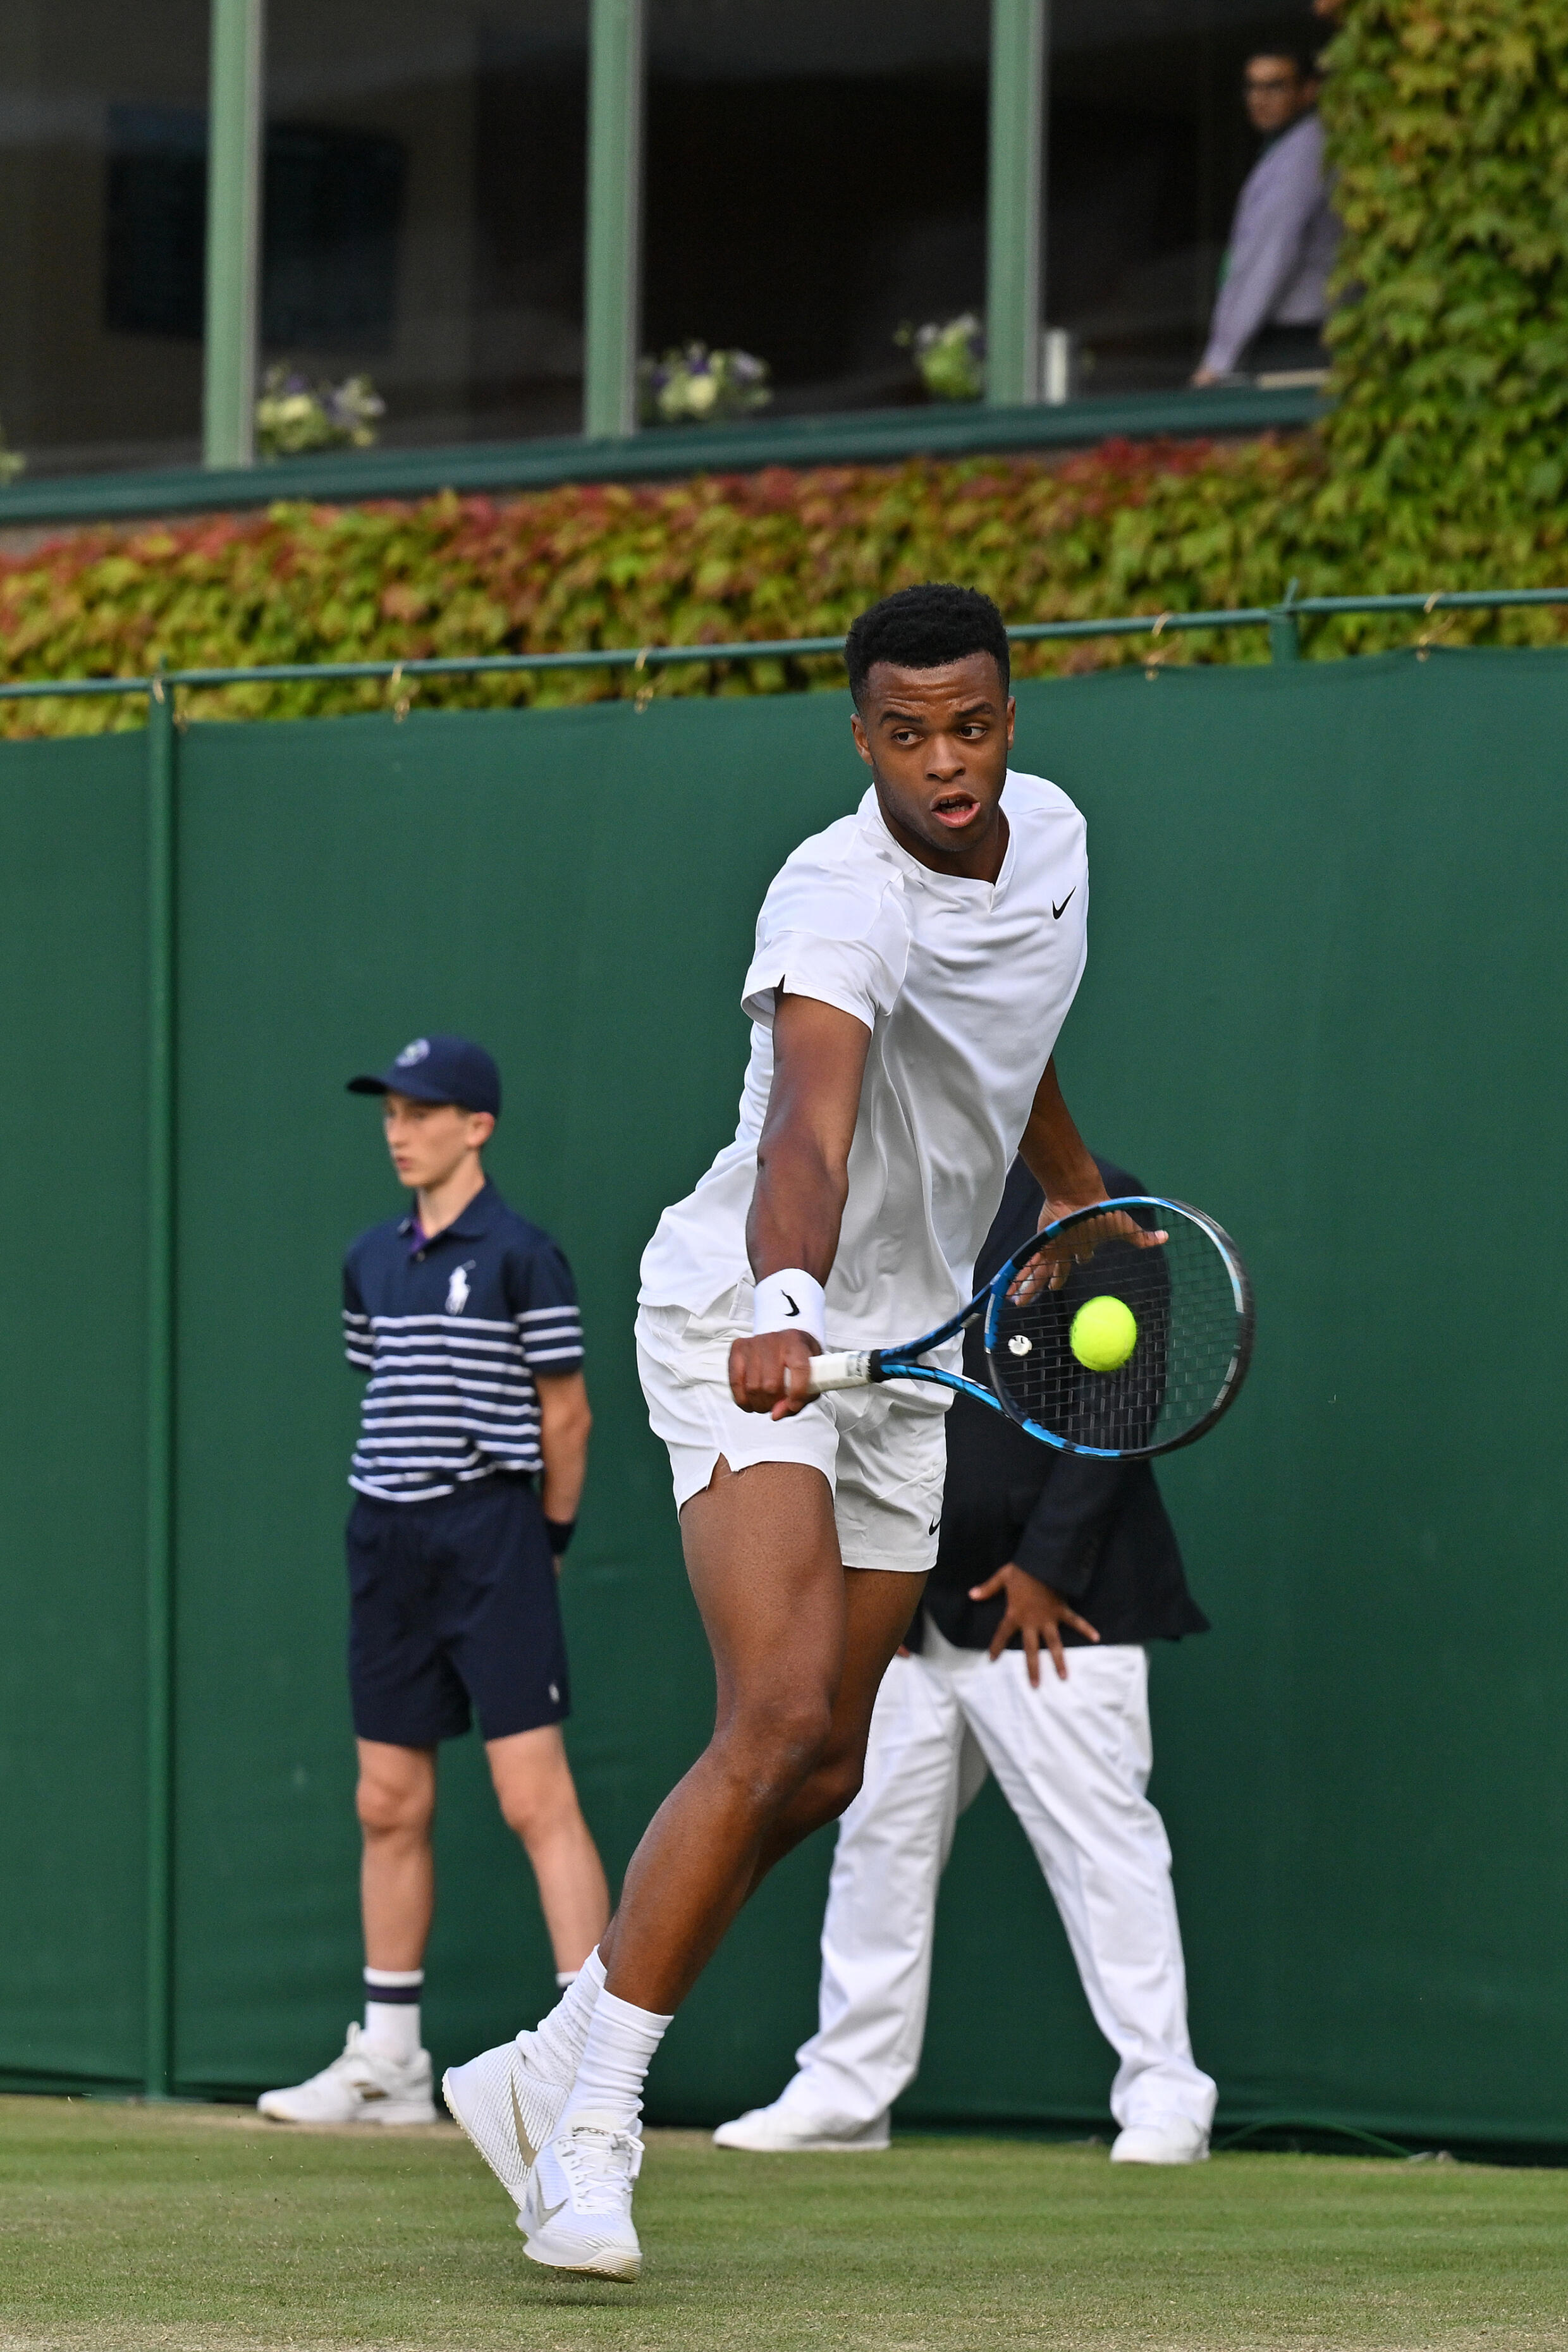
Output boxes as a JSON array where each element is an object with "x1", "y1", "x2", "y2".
[{"x1": 635, "y1": 1284, "x2": 951, "y2": 1576}]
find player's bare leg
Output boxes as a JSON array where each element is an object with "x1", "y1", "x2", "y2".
[
  {"x1": 499, "y1": 1457, "x2": 916, "y2": 2279},
  {"x1": 598, "y1": 1457, "x2": 920, "y2": 2009},
  {"x1": 740, "y1": 1573, "x2": 921, "y2": 1898}
]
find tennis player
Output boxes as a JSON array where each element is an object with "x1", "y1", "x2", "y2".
[{"x1": 443, "y1": 583, "x2": 1153, "y2": 2277}]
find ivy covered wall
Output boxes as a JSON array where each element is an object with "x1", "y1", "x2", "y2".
[
  {"x1": 2, "y1": 0, "x2": 1566, "y2": 731},
  {"x1": 1320, "y1": 0, "x2": 1568, "y2": 570}
]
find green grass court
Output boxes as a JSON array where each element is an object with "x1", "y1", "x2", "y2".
[{"x1": 4, "y1": 2097, "x2": 1567, "y2": 2351}]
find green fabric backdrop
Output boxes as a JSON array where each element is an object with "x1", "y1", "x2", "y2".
[{"x1": 2, "y1": 649, "x2": 1565, "y2": 2147}]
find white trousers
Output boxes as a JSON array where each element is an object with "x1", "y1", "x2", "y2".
[{"x1": 777, "y1": 1629, "x2": 1216, "y2": 2135}]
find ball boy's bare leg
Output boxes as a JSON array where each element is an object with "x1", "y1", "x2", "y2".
[
  {"x1": 486, "y1": 1726, "x2": 611, "y2": 1974},
  {"x1": 357, "y1": 1739, "x2": 437, "y2": 1970},
  {"x1": 598, "y1": 1458, "x2": 919, "y2": 2013}
]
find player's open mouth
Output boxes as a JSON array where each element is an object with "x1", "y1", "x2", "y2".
[{"x1": 931, "y1": 791, "x2": 979, "y2": 829}]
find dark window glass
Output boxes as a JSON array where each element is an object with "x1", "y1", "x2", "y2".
[
  {"x1": 262, "y1": 0, "x2": 589, "y2": 446},
  {"x1": 263, "y1": 126, "x2": 406, "y2": 353},
  {"x1": 644, "y1": 1, "x2": 989, "y2": 417},
  {"x1": 104, "y1": 106, "x2": 208, "y2": 343},
  {"x1": 102, "y1": 110, "x2": 406, "y2": 353},
  {"x1": 1, "y1": 3, "x2": 209, "y2": 475},
  {"x1": 1047, "y1": 0, "x2": 1321, "y2": 396}
]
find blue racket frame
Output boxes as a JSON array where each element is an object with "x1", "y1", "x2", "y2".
[{"x1": 861, "y1": 1196, "x2": 1253, "y2": 1460}]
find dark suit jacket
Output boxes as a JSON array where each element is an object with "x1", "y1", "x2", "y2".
[{"x1": 912, "y1": 1155, "x2": 1210, "y2": 1654}]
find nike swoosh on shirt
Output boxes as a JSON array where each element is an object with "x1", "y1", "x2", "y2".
[
  {"x1": 511, "y1": 2081, "x2": 538, "y2": 2168},
  {"x1": 1053, "y1": 889, "x2": 1075, "y2": 919}
]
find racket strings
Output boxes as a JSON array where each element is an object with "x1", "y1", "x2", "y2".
[{"x1": 989, "y1": 1215, "x2": 1243, "y2": 1454}]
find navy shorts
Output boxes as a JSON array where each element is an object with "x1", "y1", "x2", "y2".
[{"x1": 346, "y1": 1474, "x2": 570, "y2": 1746}]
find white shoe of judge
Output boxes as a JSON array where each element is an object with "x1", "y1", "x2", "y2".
[
  {"x1": 713, "y1": 2098, "x2": 891, "y2": 2153},
  {"x1": 1109, "y1": 2117, "x2": 1210, "y2": 2165}
]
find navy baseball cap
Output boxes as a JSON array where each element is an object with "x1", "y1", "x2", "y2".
[{"x1": 347, "y1": 1034, "x2": 501, "y2": 1117}]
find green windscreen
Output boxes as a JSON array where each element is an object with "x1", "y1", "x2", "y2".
[{"x1": 2, "y1": 649, "x2": 1564, "y2": 2149}]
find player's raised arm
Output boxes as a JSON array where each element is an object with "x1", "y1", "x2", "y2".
[
  {"x1": 731, "y1": 991, "x2": 870, "y2": 1421},
  {"x1": 1017, "y1": 1056, "x2": 1167, "y2": 1292}
]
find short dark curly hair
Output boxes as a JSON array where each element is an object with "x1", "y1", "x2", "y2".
[{"x1": 844, "y1": 584, "x2": 1010, "y2": 709}]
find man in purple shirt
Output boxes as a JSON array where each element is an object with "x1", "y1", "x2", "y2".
[{"x1": 1193, "y1": 50, "x2": 1339, "y2": 385}]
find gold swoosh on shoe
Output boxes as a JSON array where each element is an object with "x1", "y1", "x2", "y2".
[{"x1": 511, "y1": 2078, "x2": 538, "y2": 2169}]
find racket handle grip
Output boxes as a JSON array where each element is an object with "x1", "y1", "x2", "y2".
[{"x1": 802, "y1": 1350, "x2": 873, "y2": 1395}]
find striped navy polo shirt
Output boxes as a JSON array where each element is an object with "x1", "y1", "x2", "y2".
[{"x1": 343, "y1": 1180, "x2": 583, "y2": 1502}]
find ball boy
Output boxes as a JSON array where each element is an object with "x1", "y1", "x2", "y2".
[{"x1": 259, "y1": 1035, "x2": 608, "y2": 2124}]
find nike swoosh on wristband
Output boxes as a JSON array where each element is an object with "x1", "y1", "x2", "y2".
[
  {"x1": 1053, "y1": 888, "x2": 1075, "y2": 919},
  {"x1": 782, "y1": 1292, "x2": 800, "y2": 1317},
  {"x1": 511, "y1": 2081, "x2": 538, "y2": 2167}
]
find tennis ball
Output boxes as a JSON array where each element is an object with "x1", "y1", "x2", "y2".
[{"x1": 1069, "y1": 1294, "x2": 1138, "y2": 1373}]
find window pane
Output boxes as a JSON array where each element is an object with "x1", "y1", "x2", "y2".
[
  {"x1": 1048, "y1": 0, "x2": 1320, "y2": 396},
  {"x1": 644, "y1": 0, "x2": 989, "y2": 418},
  {"x1": 0, "y1": 1, "x2": 209, "y2": 475},
  {"x1": 265, "y1": 0, "x2": 587, "y2": 447}
]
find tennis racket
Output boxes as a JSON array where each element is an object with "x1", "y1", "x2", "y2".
[{"x1": 799, "y1": 1197, "x2": 1253, "y2": 1460}]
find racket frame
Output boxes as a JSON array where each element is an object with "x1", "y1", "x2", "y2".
[{"x1": 805, "y1": 1196, "x2": 1254, "y2": 1461}]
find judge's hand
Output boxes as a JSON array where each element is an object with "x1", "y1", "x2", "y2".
[
  {"x1": 968, "y1": 1562, "x2": 1099, "y2": 1687},
  {"x1": 1012, "y1": 1198, "x2": 1168, "y2": 1300}
]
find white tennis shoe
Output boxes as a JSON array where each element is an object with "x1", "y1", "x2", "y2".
[
  {"x1": 441, "y1": 2030, "x2": 571, "y2": 2208},
  {"x1": 1109, "y1": 2119, "x2": 1210, "y2": 2165},
  {"x1": 712, "y1": 2101, "x2": 890, "y2": 2152},
  {"x1": 520, "y1": 2112, "x2": 644, "y2": 2281},
  {"x1": 257, "y1": 2023, "x2": 436, "y2": 2124}
]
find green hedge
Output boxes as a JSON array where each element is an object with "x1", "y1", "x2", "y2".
[
  {"x1": 3, "y1": 431, "x2": 1564, "y2": 737},
  {"x1": 3, "y1": 0, "x2": 1566, "y2": 735}
]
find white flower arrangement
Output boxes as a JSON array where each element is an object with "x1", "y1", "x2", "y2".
[
  {"x1": 897, "y1": 313, "x2": 986, "y2": 403},
  {"x1": 637, "y1": 343, "x2": 772, "y2": 427},
  {"x1": 255, "y1": 367, "x2": 386, "y2": 460}
]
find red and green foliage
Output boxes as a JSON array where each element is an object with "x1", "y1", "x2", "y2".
[
  {"x1": 3, "y1": 427, "x2": 1564, "y2": 737},
  {"x1": 3, "y1": 1, "x2": 1567, "y2": 735}
]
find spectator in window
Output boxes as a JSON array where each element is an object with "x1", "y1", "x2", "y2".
[{"x1": 1192, "y1": 49, "x2": 1338, "y2": 385}]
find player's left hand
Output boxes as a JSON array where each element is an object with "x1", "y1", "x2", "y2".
[
  {"x1": 1014, "y1": 1199, "x2": 1168, "y2": 1299},
  {"x1": 968, "y1": 1562, "x2": 1099, "y2": 1686}
]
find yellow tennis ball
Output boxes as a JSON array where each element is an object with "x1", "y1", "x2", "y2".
[{"x1": 1069, "y1": 1294, "x2": 1138, "y2": 1373}]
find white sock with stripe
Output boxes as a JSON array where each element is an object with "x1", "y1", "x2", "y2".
[{"x1": 362, "y1": 1967, "x2": 422, "y2": 2062}]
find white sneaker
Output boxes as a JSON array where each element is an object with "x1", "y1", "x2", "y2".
[
  {"x1": 1110, "y1": 2119, "x2": 1211, "y2": 2165},
  {"x1": 520, "y1": 2112, "x2": 644, "y2": 2281},
  {"x1": 441, "y1": 2030, "x2": 570, "y2": 2208},
  {"x1": 257, "y1": 2023, "x2": 436, "y2": 2125},
  {"x1": 713, "y1": 2101, "x2": 890, "y2": 2152}
]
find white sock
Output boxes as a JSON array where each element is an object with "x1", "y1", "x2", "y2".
[
  {"x1": 559, "y1": 1987, "x2": 672, "y2": 2137},
  {"x1": 362, "y1": 1967, "x2": 422, "y2": 2062},
  {"x1": 529, "y1": 1944, "x2": 606, "y2": 2083}
]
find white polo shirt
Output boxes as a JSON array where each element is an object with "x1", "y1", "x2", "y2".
[{"x1": 639, "y1": 771, "x2": 1089, "y2": 1350}]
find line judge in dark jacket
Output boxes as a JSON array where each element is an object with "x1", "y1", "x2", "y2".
[{"x1": 713, "y1": 1155, "x2": 1217, "y2": 2165}]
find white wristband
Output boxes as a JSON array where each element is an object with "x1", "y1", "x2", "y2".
[{"x1": 752, "y1": 1268, "x2": 826, "y2": 1348}]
